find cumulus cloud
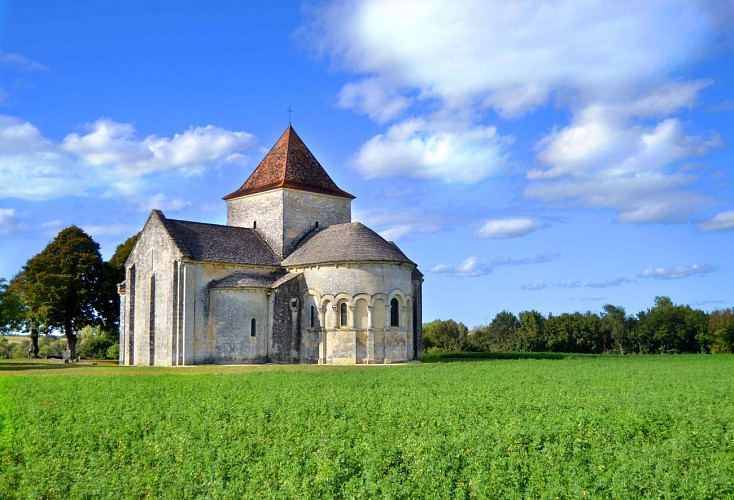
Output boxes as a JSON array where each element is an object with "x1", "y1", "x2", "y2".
[
  {"x1": 522, "y1": 277, "x2": 631, "y2": 290},
  {"x1": 83, "y1": 223, "x2": 137, "y2": 238},
  {"x1": 477, "y1": 218, "x2": 544, "y2": 238},
  {"x1": 354, "y1": 208, "x2": 442, "y2": 241},
  {"x1": 301, "y1": 1, "x2": 725, "y2": 221},
  {"x1": 350, "y1": 117, "x2": 509, "y2": 183},
  {"x1": 337, "y1": 78, "x2": 412, "y2": 124},
  {"x1": 139, "y1": 193, "x2": 192, "y2": 213},
  {"x1": 525, "y1": 100, "x2": 720, "y2": 222},
  {"x1": 698, "y1": 211, "x2": 734, "y2": 232},
  {"x1": 0, "y1": 115, "x2": 256, "y2": 200},
  {"x1": 62, "y1": 119, "x2": 256, "y2": 176},
  {"x1": 304, "y1": 0, "x2": 711, "y2": 109},
  {"x1": 639, "y1": 264, "x2": 717, "y2": 280},
  {"x1": 431, "y1": 252, "x2": 560, "y2": 277},
  {"x1": 0, "y1": 208, "x2": 19, "y2": 234}
]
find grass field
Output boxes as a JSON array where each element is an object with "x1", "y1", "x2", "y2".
[{"x1": 1, "y1": 356, "x2": 733, "y2": 498}]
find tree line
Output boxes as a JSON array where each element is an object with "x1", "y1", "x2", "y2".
[
  {"x1": 424, "y1": 297, "x2": 734, "y2": 355},
  {"x1": 0, "y1": 226, "x2": 139, "y2": 359},
  {"x1": 3, "y1": 226, "x2": 733, "y2": 360}
]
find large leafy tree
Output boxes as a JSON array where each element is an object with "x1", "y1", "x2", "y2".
[
  {"x1": 96, "y1": 232, "x2": 140, "y2": 333},
  {"x1": 2, "y1": 272, "x2": 44, "y2": 357},
  {"x1": 22, "y1": 226, "x2": 104, "y2": 359},
  {"x1": 0, "y1": 277, "x2": 27, "y2": 334}
]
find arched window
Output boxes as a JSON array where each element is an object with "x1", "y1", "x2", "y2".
[
  {"x1": 315, "y1": 221, "x2": 319, "y2": 228},
  {"x1": 340, "y1": 303, "x2": 348, "y2": 327},
  {"x1": 310, "y1": 305, "x2": 315, "y2": 328},
  {"x1": 390, "y1": 298, "x2": 399, "y2": 327},
  {"x1": 250, "y1": 318, "x2": 256, "y2": 337}
]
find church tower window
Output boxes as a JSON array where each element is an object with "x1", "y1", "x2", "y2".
[
  {"x1": 390, "y1": 298, "x2": 399, "y2": 327},
  {"x1": 250, "y1": 318, "x2": 256, "y2": 337}
]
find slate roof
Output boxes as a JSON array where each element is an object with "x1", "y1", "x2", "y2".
[
  {"x1": 223, "y1": 125, "x2": 355, "y2": 200},
  {"x1": 154, "y1": 211, "x2": 280, "y2": 266},
  {"x1": 209, "y1": 271, "x2": 298, "y2": 289},
  {"x1": 282, "y1": 222, "x2": 415, "y2": 267}
]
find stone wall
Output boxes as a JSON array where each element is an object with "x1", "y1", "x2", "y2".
[
  {"x1": 226, "y1": 188, "x2": 351, "y2": 258},
  {"x1": 296, "y1": 262, "x2": 418, "y2": 364},
  {"x1": 269, "y1": 275, "x2": 303, "y2": 363},
  {"x1": 226, "y1": 190, "x2": 284, "y2": 256},
  {"x1": 282, "y1": 190, "x2": 351, "y2": 256},
  {"x1": 122, "y1": 213, "x2": 182, "y2": 366},
  {"x1": 208, "y1": 288, "x2": 269, "y2": 363}
]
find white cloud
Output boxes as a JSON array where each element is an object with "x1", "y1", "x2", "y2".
[
  {"x1": 337, "y1": 78, "x2": 412, "y2": 124},
  {"x1": 477, "y1": 218, "x2": 544, "y2": 238},
  {"x1": 304, "y1": 0, "x2": 712, "y2": 113},
  {"x1": 525, "y1": 102, "x2": 720, "y2": 222},
  {"x1": 0, "y1": 115, "x2": 53, "y2": 153},
  {"x1": 0, "y1": 116, "x2": 257, "y2": 200},
  {"x1": 139, "y1": 193, "x2": 191, "y2": 213},
  {"x1": 63, "y1": 119, "x2": 256, "y2": 176},
  {"x1": 83, "y1": 223, "x2": 137, "y2": 238},
  {"x1": 431, "y1": 253, "x2": 560, "y2": 277},
  {"x1": 351, "y1": 117, "x2": 509, "y2": 183},
  {"x1": 0, "y1": 208, "x2": 18, "y2": 234},
  {"x1": 698, "y1": 211, "x2": 734, "y2": 232},
  {"x1": 302, "y1": 1, "x2": 723, "y2": 222},
  {"x1": 0, "y1": 52, "x2": 47, "y2": 72},
  {"x1": 354, "y1": 208, "x2": 442, "y2": 241},
  {"x1": 639, "y1": 264, "x2": 717, "y2": 280},
  {"x1": 522, "y1": 277, "x2": 631, "y2": 290}
]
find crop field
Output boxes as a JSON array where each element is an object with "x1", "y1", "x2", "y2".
[{"x1": 1, "y1": 356, "x2": 733, "y2": 498}]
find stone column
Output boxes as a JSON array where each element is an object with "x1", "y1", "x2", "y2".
[
  {"x1": 318, "y1": 305, "x2": 327, "y2": 364},
  {"x1": 367, "y1": 305, "x2": 374, "y2": 363}
]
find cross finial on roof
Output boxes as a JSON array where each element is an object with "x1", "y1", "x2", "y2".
[{"x1": 287, "y1": 106, "x2": 293, "y2": 125}]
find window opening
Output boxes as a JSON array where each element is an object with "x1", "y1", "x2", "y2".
[
  {"x1": 340, "y1": 303, "x2": 348, "y2": 327},
  {"x1": 250, "y1": 318, "x2": 256, "y2": 337},
  {"x1": 310, "y1": 305, "x2": 315, "y2": 328},
  {"x1": 253, "y1": 221, "x2": 257, "y2": 229},
  {"x1": 390, "y1": 298, "x2": 399, "y2": 327},
  {"x1": 315, "y1": 221, "x2": 319, "y2": 228}
]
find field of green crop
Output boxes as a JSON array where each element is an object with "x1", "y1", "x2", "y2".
[{"x1": 1, "y1": 356, "x2": 733, "y2": 498}]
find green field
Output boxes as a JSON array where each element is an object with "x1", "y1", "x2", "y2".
[{"x1": 1, "y1": 356, "x2": 733, "y2": 498}]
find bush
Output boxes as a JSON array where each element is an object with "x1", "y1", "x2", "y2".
[
  {"x1": 38, "y1": 336, "x2": 67, "y2": 358},
  {"x1": 106, "y1": 342, "x2": 119, "y2": 360},
  {"x1": 77, "y1": 329, "x2": 117, "y2": 359}
]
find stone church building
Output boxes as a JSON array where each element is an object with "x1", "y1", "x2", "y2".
[{"x1": 118, "y1": 126, "x2": 423, "y2": 365}]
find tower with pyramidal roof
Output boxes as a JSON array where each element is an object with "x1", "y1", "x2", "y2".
[
  {"x1": 223, "y1": 125, "x2": 355, "y2": 258},
  {"x1": 119, "y1": 126, "x2": 423, "y2": 366}
]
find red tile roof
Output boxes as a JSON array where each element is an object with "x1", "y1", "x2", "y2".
[{"x1": 223, "y1": 126, "x2": 355, "y2": 200}]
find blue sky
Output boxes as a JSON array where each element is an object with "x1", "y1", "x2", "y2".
[{"x1": 1, "y1": 0, "x2": 733, "y2": 328}]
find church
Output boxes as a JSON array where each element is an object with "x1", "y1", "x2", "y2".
[{"x1": 118, "y1": 126, "x2": 423, "y2": 365}]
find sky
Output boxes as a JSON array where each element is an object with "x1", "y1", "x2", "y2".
[{"x1": 0, "y1": 0, "x2": 733, "y2": 328}]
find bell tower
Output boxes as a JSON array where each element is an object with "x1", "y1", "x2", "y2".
[{"x1": 223, "y1": 126, "x2": 354, "y2": 258}]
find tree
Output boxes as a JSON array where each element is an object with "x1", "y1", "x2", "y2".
[
  {"x1": 21, "y1": 226, "x2": 104, "y2": 359},
  {"x1": 0, "y1": 277, "x2": 24, "y2": 333},
  {"x1": 423, "y1": 319, "x2": 470, "y2": 351},
  {"x1": 601, "y1": 304, "x2": 630, "y2": 354},
  {"x1": 708, "y1": 309, "x2": 734, "y2": 353},
  {"x1": 487, "y1": 311, "x2": 520, "y2": 351},
  {"x1": 96, "y1": 232, "x2": 140, "y2": 333},
  {"x1": 517, "y1": 310, "x2": 546, "y2": 352},
  {"x1": 635, "y1": 297, "x2": 706, "y2": 354}
]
